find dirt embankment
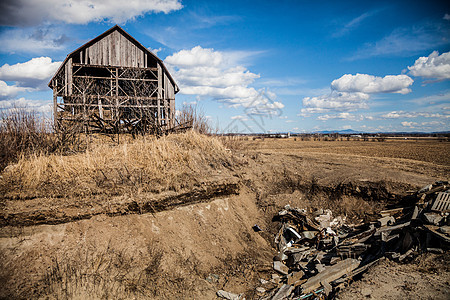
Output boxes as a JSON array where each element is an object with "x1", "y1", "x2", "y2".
[{"x1": 1, "y1": 137, "x2": 448, "y2": 299}]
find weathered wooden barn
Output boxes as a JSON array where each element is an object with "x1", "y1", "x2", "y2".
[{"x1": 49, "y1": 25, "x2": 179, "y2": 134}]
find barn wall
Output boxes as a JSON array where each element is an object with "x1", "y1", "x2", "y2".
[{"x1": 76, "y1": 31, "x2": 157, "y2": 68}]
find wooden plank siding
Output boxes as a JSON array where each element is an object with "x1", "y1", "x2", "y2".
[
  {"x1": 49, "y1": 25, "x2": 179, "y2": 133},
  {"x1": 79, "y1": 30, "x2": 147, "y2": 68}
]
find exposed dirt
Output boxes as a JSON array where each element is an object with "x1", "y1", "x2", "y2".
[
  {"x1": 337, "y1": 253, "x2": 450, "y2": 300},
  {"x1": 0, "y1": 138, "x2": 448, "y2": 299}
]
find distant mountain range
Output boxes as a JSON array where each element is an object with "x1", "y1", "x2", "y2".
[
  {"x1": 300, "y1": 129, "x2": 449, "y2": 135},
  {"x1": 312, "y1": 129, "x2": 362, "y2": 134}
]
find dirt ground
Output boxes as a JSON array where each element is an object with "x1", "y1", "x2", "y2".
[
  {"x1": 0, "y1": 138, "x2": 449, "y2": 299},
  {"x1": 337, "y1": 253, "x2": 450, "y2": 300}
]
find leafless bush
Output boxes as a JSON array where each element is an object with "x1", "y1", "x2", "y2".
[
  {"x1": 0, "y1": 107, "x2": 84, "y2": 171},
  {"x1": 176, "y1": 104, "x2": 212, "y2": 134}
]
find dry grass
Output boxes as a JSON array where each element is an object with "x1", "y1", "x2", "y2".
[
  {"x1": 0, "y1": 107, "x2": 84, "y2": 172},
  {"x1": 0, "y1": 130, "x2": 233, "y2": 199}
]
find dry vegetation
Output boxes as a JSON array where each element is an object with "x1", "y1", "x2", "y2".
[
  {"x1": 1, "y1": 108, "x2": 449, "y2": 300},
  {"x1": 0, "y1": 108, "x2": 85, "y2": 172},
  {"x1": 0, "y1": 130, "x2": 233, "y2": 199}
]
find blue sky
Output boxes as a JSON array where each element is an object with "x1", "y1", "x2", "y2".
[{"x1": 0, "y1": 0, "x2": 449, "y2": 133}]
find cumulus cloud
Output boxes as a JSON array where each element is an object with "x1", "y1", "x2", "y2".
[
  {"x1": 165, "y1": 46, "x2": 284, "y2": 115},
  {"x1": 0, "y1": 81, "x2": 30, "y2": 100},
  {"x1": 331, "y1": 73, "x2": 413, "y2": 94},
  {"x1": 401, "y1": 121, "x2": 418, "y2": 127},
  {"x1": 301, "y1": 91, "x2": 369, "y2": 114},
  {"x1": 0, "y1": 57, "x2": 61, "y2": 89},
  {"x1": 302, "y1": 71, "x2": 416, "y2": 116},
  {"x1": 408, "y1": 51, "x2": 450, "y2": 80},
  {"x1": 0, "y1": 0, "x2": 182, "y2": 26}
]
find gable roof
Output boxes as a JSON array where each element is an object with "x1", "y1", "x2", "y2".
[{"x1": 49, "y1": 25, "x2": 178, "y2": 93}]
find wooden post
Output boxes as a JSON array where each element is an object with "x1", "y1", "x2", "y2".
[
  {"x1": 157, "y1": 64, "x2": 162, "y2": 126},
  {"x1": 53, "y1": 85, "x2": 58, "y2": 131}
]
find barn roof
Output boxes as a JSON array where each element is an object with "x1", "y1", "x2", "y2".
[{"x1": 48, "y1": 25, "x2": 179, "y2": 93}]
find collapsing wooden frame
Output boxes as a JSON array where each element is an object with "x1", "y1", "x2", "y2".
[{"x1": 49, "y1": 25, "x2": 181, "y2": 135}]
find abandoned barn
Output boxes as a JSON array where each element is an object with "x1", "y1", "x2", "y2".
[{"x1": 48, "y1": 25, "x2": 179, "y2": 134}]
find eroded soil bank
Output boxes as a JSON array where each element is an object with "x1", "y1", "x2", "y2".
[{"x1": 1, "y1": 139, "x2": 449, "y2": 299}]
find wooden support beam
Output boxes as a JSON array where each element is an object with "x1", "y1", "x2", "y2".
[
  {"x1": 59, "y1": 103, "x2": 158, "y2": 108},
  {"x1": 72, "y1": 63, "x2": 157, "y2": 72},
  {"x1": 53, "y1": 86, "x2": 58, "y2": 130},
  {"x1": 157, "y1": 64, "x2": 162, "y2": 126},
  {"x1": 73, "y1": 74, "x2": 157, "y2": 82}
]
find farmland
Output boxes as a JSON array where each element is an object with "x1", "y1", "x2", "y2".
[{"x1": 0, "y1": 134, "x2": 449, "y2": 299}]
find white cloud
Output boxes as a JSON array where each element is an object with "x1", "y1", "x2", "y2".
[
  {"x1": 408, "y1": 51, "x2": 450, "y2": 80},
  {"x1": 444, "y1": 14, "x2": 450, "y2": 21},
  {"x1": 0, "y1": 81, "x2": 30, "y2": 100},
  {"x1": 331, "y1": 73, "x2": 413, "y2": 94},
  {"x1": 401, "y1": 121, "x2": 418, "y2": 127},
  {"x1": 148, "y1": 47, "x2": 162, "y2": 56},
  {"x1": 421, "y1": 121, "x2": 444, "y2": 126},
  {"x1": 0, "y1": 27, "x2": 69, "y2": 54},
  {"x1": 0, "y1": 57, "x2": 61, "y2": 89},
  {"x1": 0, "y1": 0, "x2": 183, "y2": 26},
  {"x1": 317, "y1": 113, "x2": 364, "y2": 121},
  {"x1": 165, "y1": 46, "x2": 284, "y2": 116},
  {"x1": 407, "y1": 91, "x2": 450, "y2": 105},
  {"x1": 0, "y1": 98, "x2": 52, "y2": 115},
  {"x1": 380, "y1": 111, "x2": 448, "y2": 119},
  {"x1": 301, "y1": 91, "x2": 370, "y2": 114},
  {"x1": 231, "y1": 115, "x2": 248, "y2": 121}
]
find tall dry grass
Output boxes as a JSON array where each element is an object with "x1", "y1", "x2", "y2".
[
  {"x1": 0, "y1": 130, "x2": 234, "y2": 198},
  {"x1": 0, "y1": 107, "x2": 83, "y2": 172},
  {"x1": 176, "y1": 104, "x2": 213, "y2": 134}
]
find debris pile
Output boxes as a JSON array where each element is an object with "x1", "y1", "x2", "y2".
[{"x1": 217, "y1": 181, "x2": 449, "y2": 300}]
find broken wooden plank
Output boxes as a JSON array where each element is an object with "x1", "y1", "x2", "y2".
[
  {"x1": 423, "y1": 224, "x2": 450, "y2": 243},
  {"x1": 287, "y1": 271, "x2": 304, "y2": 285},
  {"x1": 273, "y1": 261, "x2": 289, "y2": 275},
  {"x1": 376, "y1": 221, "x2": 410, "y2": 234},
  {"x1": 300, "y1": 258, "x2": 360, "y2": 294},
  {"x1": 272, "y1": 284, "x2": 293, "y2": 300},
  {"x1": 380, "y1": 207, "x2": 405, "y2": 218},
  {"x1": 377, "y1": 216, "x2": 395, "y2": 227}
]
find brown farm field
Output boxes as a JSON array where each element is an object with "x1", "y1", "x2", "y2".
[
  {"x1": 0, "y1": 134, "x2": 449, "y2": 299},
  {"x1": 248, "y1": 138, "x2": 449, "y2": 166}
]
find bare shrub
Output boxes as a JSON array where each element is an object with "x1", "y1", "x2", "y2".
[
  {"x1": 0, "y1": 107, "x2": 84, "y2": 171},
  {"x1": 39, "y1": 241, "x2": 166, "y2": 299},
  {"x1": 175, "y1": 104, "x2": 212, "y2": 134},
  {"x1": 219, "y1": 135, "x2": 249, "y2": 151}
]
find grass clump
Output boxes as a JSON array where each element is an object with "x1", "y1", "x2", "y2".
[
  {"x1": 0, "y1": 107, "x2": 83, "y2": 172},
  {"x1": 0, "y1": 130, "x2": 234, "y2": 199}
]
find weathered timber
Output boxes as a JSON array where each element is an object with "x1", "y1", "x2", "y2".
[
  {"x1": 49, "y1": 25, "x2": 179, "y2": 134},
  {"x1": 300, "y1": 258, "x2": 360, "y2": 294}
]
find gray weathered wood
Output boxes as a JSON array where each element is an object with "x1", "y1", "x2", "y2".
[{"x1": 300, "y1": 258, "x2": 360, "y2": 294}]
